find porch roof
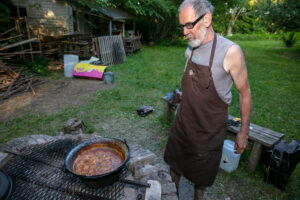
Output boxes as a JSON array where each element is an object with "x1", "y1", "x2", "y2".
[{"x1": 97, "y1": 7, "x2": 135, "y2": 20}]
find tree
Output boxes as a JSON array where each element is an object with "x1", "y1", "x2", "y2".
[
  {"x1": 225, "y1": 0, "x2": 249, "y2": 36},
  {"x1": 210, "y1": 0, "x2": 249, "y2": 35},
  {"x1": 256, "y1": 0, "x2": 300, "y2": 32}
]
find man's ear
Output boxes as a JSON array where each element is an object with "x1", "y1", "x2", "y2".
[{"x1": 204, "y1": 12, "x2": 212, "y2": 28}]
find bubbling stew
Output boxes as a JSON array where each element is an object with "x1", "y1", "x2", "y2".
[{"x1": 73, "y1": 147, "x2": 123, "y2": 176}]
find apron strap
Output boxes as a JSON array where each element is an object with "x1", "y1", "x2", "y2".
[
  {"x1": 208, "y1": 33, "x2": 217, "y2": 69},
  {"x1": 190, "y1": 33, "x2": 217, "y2": 66},
  {"x1": 190, "y1": 47, "x2": 195, "y2": 60}
]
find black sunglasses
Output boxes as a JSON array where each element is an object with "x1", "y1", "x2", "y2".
[{"x1": 178, "y1": 13, "x2": 206, "y2": 29}]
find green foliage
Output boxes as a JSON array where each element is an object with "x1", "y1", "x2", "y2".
[
  {"x1": 282, "y1": 32, "x2": 297, "y2": 47},
  {"x1": 226, "y1": 33, "x2": 283, "y2": 41},
  {"x1": 0, "y1": 0, "x2": 15, "y2": 34},
  {"x1": 22, "y1": 56, "x2": 51, "y2": 76},
  {"x1": 255, "y1": 0, "x2": 300, "y2": 32}
]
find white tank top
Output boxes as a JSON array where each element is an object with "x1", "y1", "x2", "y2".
[{"x1": 185, "y1": 34, "x2": 235, "y2": 104}]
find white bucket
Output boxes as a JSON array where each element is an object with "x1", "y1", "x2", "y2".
[
  {"x1": 64, "y1": 54, "x2": 79, "y2": 78},
  {"x1": 219, "y1": 139, "x2": 241, "y2": 173}
]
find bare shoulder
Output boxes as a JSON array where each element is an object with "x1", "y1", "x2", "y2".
[{"x1": 223, "y1": 44, "x2": 245, "y2": 73}]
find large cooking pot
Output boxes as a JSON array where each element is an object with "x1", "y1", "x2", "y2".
[{"x1": 64, "y1": 137, "x2": 130, "y2": 187}]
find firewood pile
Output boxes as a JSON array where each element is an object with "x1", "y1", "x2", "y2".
[
  {"x1": 0, "y1": 17, "x2": 42, "y2": 61},
  {"x1": 0, "y1": 61, "x2": 46, "y2": 101},
  {"x1": 40, "y1": 34, "x2": 93, "y2": 58}
]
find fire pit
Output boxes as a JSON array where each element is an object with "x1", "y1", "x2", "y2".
[
  {"x1": 1, "y1": 138, "x2": 126, "y2": 200},
  {"x1": 0, "y1": 134, "x2": 178, "y2": 200}
]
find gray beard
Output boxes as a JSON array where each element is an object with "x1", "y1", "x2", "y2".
[{"x1": 188, "y1": 27, "x2": 207, "y2": 48}]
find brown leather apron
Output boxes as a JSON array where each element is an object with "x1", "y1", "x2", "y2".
[{"x1": 164, "y1": 34, "x2": 228, "y2": 187}]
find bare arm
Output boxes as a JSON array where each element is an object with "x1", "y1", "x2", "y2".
[{"x1": 224, "y1": 44, "x2": 252, "y2": 154}]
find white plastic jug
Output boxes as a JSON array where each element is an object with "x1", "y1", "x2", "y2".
[
  {"x1": 64, "y1": 54, "x2": 79, "y2": 78},
  {"x1": 219, "y1": 139, "x2": 241, "y2": 173}
]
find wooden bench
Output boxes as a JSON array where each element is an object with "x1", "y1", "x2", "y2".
[
  {"x1": 161, "y1": 96, "x2": 284, "y2": 172},
  {"x1": 161, "y1": 96, "x2": 178, "y2": 124}
]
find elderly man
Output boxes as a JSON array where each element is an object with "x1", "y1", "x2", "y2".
[{"x1": 163, "y1": 0, "x2": 252, "y2": 199}]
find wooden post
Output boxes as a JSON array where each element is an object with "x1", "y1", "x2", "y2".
[
  {"x1": 163, "y1": 101, "x2": 173, "y2": 124},
  {"x1": 25, "y1": 17, "x2": 34, "y2": 61},
  {"x1": 247, "y1": 141, "x2": 263, "y2": 172},
  {"x1": 109, "y1": 21, "x2": 112, "y2": 36},
  {"x1": 122, "y1": 22, "x2": 125, "y2": 37},
  {"x1": 37, "y1": 29, "x2": 42, "y2": 56},
  {"x1": 15, "y1": 20, "x2": 25, "y2": 61}
]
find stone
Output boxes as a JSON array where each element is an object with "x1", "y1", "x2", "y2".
[
  {"x1": 56, "y1": 132, "x2": 64, "y2": 136},
  {"x1": 161, "y1": 194, "x2": 178, "y2": 200},
  {"x1": 62, "y1": 118, "x2": 86, "y2": 135},
  {"x1": 145, "y1": 180, "x2": 161, "y2": 200},
  {"x1": 0, "y1": 152, "x2": 9, "y2": 165},
  {"x1": 134, "y1": 163, "x2": 169, "y2": 179},
  {"x1": 161, "y1": 182, "x2": 177, "y2": 195},
  {"x1": 128, "y1": 147, "x2": 157, "y2": 172},
  {"x1": 140, "y1": 171, "x2": 172, "y2": 185},
  {"x1": 124, "y1": 186, "x2": 138, "y2": 200}
]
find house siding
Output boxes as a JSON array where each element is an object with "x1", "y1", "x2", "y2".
[{"x1": 11, "y1": 0, "x2": 74, "y2": 36}]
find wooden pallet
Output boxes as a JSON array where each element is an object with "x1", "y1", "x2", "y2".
[{"x1": 92, "y1": 35, "x2": 126, "y2": 66}]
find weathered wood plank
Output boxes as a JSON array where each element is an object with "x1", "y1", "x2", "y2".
[
  {"x1": 249, "y1": 123, "x2": 284, "y2": 138},
  {"x1": 227, "y1": 126, "x2": 277, "y2": 147},
  {"x1": 228, "y1": 115, "x2": 284, "y2": 138},
  {"x1": 0, "y1": 38, "x2": 39, "y2": 51}
]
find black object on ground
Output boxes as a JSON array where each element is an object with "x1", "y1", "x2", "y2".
[
  {"x1": 262, "y1": 139, "x2": 300, "y2": 191},
  {"x1": 137, "y1": 105, "x2": 154, "y2": 117}
]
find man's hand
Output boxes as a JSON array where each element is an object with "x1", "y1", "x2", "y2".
[{"x1": 234, "y1": 133, "x2": 248, "y2": 154}]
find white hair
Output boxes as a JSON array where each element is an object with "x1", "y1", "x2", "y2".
[{"x1": 179, "y1": 0, "x2": 214, "y2": 16}]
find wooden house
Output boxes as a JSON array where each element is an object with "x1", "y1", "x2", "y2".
[{"x1": 10, "y1": 0, "x2": 136, "y2": 37}]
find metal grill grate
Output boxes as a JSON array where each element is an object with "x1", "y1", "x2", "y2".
[{"x1": 1, "y1": 139, "x2": 125, "y2": 200}]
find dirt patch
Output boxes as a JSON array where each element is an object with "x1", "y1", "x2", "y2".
[{"x1": 0, "y1": 77, "x2": 111, "y2": 122}]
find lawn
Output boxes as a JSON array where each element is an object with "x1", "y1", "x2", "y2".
[{"x1": 0, "y1": 39, "x2": 299, "y2": 199}]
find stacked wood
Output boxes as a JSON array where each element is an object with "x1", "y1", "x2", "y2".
[
  {"x1": 123, "y1": 34, "x2": 142, "y2": 55},
  {"x1": 0, "y1": 17, "x2": 42, "y2": 61},
  {"x1": 0, "y1": 62, "x2": 46, "y2": 100},
  {"x1": 40, "y1": 34, "x2": 92, "y2": 58}
]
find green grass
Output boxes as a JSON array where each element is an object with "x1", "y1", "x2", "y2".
[{"x1": 0, "y1": 39, "x2": 299, "y2": 199}]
